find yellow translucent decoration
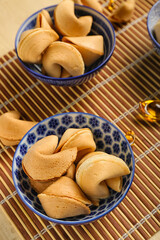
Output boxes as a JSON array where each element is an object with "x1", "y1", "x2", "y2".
[
  {"x1": 107, "y1": 0, "x2": 115, "y2": 12},
  {"x1": 125, "y1": 130, "x2": 135, "y2": 146},
  {"x1": 139, "y1": 100, "x2": 160, "y2": 122}
]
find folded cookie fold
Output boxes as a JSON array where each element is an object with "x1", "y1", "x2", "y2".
[
  {"x1": 55, "y1": 128, "x2": 96, "y2": 163},
  {"x1": 42, "y1": 41, "x2": 84, "y2": 78},
  {"x1": 108, "y1": 0, "x2": 136, "y2": 23},
  {"x1": 54, "y1": 0, "x2": 93, "y2": 36},
  {"x1": 62, "y1": 35, "x2": 104, "y2": 66},
  {"x1": 0, "y1": 111, "x2": 38, "y2": 146},
  {"x1": 154, "y1": 20, "x2": 160, "y2": 44},
  {"x1": 81, "y1": 0, "x2": 103, "y2": 13},
  {"x1": 72, "y1": 0, "x2": 103, "y2": 12},
  {"x1": 22, "y1": 135, "x2": 77, "y2": 181},
  {"x1": 65, "y1": 163, "x2": 76, "y2": 179},
  {"x1": 76, "y1": 152, "x2": 130, "y2": 205},
  {"x1": 35, "y1": 9, "x2": 54, "y2": 29},
  {"x1": 38, "y1": 176, "x2": 91, "y2": 218},
  {"x1": 17, "y1": 28, "x2": 59, "y2": 63},
  {"x1": 29, "y1": 134, "x2": 58, "y2": 155},
  {"x1": 30, "y1": 179, "x2": 56, "y2": 194},
  {"x1": 106, "y1": 177, "x2": 123, "y2": 192}
]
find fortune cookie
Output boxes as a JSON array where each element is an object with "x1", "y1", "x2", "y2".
[
  {"x1": 22, "y1": 135, "x2": 77, "y2": 181},
  {"x1": 54, "y1": 0, "x2": 93, "y2": 36},
  {"x1": 154, "y1": 20, "x2": 160, "y2": 44},
  {"x1": 30, "y1": 179, "x2": 56, "y2": 194},
  {"x1": 76, "y1": 151, "x2": 130, "y2": 205},
  {"x1": 38, "y1": 176, "x2": 91, "y2": 218},
  {"x1": 30, "y1": 153, "x2": 76, "y2": 194},
  {"x1": 35, "y1": 9, "x2": 54, "y2": 29},
  {"x1": 108, "y1": 0, "x2": 136, "y2": 23},
  {"x1": 81, "y1": 0, "x2": 103, "y2": 13},
  {"x1": 72, "y1": 0, "x2": 83, "y2": 4},
  {"x1": 61, "y1": 68, "x2": 71, "y2": 78},
  {"x1": 65, "y1": 163, "x2": 76, "y2": 179},
  {"x1": 55, "y1": 128, "x2": 96, "y2": 163},
  {"x1": 0, "y1": 111, "x2": 38, "y2": 146},
  {"x1": 62, "y1": 35, "x2": 104, "y2": 66},
  {"x1": 106, "y1": 177, "x2": 123, "y2": 192},
  {"x1": 17, "y1": 28, "x2": 59, "y2": 63},
  {"x1": 71, "y1": 0, "x2": 103, "y2": 12},
  {"x1": 42, "y1": 41, "x2": 85, "y2": 78}
]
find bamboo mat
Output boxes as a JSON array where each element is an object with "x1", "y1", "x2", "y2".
[{"x1": 0, "y1": 0, "x2": 160, "y2": 239}]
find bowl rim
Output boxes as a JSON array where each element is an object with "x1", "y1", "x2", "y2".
[
  {"x1": 12, "y1": 112, "x2": 135, "y2": 225},
  {"x1": 147, "y1": 1, "x2": 160, "y2": 49},
  {"x1": 15, "y1": 4, "x2": 116, "y2": 83}
]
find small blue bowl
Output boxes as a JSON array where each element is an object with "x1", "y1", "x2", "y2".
[
  {"x1": 147, "y1": 1, "x2": 160, "y2": 55},
  {"x1": 15, "y1": 4, "x2": 115, "y2": 86},
  {"x1": 12, "y1": 112, "x2": 135, "y2": 225}
]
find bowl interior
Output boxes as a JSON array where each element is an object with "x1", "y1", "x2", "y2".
[
  {"x1": 147, "y1": 1, "x2": 160, "y2": 49},
  {"x1": 15, "y1": 5, "x2": 115, "y2": 84},
  {"x1": 12, "y1": 113, "x2": 134, "y2": 225}
]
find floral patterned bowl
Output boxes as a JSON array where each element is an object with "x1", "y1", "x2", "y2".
[
  {"x1": 12, "y1": 112, "x2": 135, "y2": 225},
  {"x1": 147, "y1": 1, "x2": 160, "y2": 55}
]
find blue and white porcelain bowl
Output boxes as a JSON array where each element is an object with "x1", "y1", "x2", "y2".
[
  {"x1": 12, "y1": 113, "x2": 134, "y2": 225},
  {"x1": 15, "y1": 4, "x2": 115, "y2": 86},
  {"x1": 147, "y1": 1, "x2": 160, "y2": 55}
]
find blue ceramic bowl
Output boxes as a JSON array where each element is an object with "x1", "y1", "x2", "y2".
[
  {"x1": 147, "y1": 1, "x2": 160, "y2": 55},
  {"x1": 15, "y1": 4, "x2": 115, "y2": 86},
  {"x1": 12, "y1": 112, "x2": 135, "y2": 225}
]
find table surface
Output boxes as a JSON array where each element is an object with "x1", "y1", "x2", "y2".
[{"x1": 0, "y1": 0, "x2": 160, "y2": 240}]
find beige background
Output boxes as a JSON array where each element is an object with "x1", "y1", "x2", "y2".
[
  {"x1": 0, "y1": 0, "x2": 61, "y2": 57},
  {"x1": 0, "y1": 0, "x2": 159, "y2": 239}
]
